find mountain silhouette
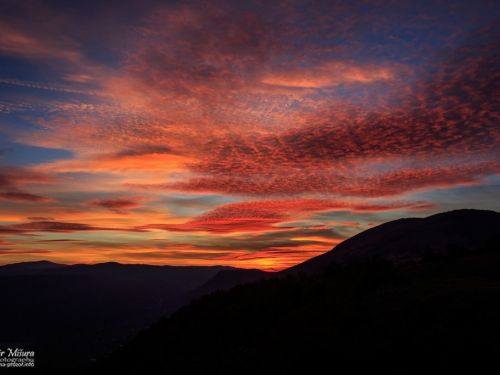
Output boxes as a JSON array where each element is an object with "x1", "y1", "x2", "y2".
[
  {"x1": 194, "y1": 209, "x2": 500, "y2": 292},
  {"x1": 170, "y1": 268, "x2": 270, "y2": 308},
  {"x1": 0, "y1": 260, "x2": 66, "y2": 274},
  {"x1": 286, "y1": 209, "x2": 500, "y2": 274},
  {"x1": 88, "y1": 209, "x2": 500, "y2": 373}
]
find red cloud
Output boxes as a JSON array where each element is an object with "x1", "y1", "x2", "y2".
[
  {"x1": 147, "y1": 158, "x2": 497, "y2": 197},
  {"x1": 35, "y1": 239, "x2": 85, "y2": 243},
  {"x1": 14, "y1": 2, "x2": 500, "y2": 204},
  {"x1": 328, "y1": 222, "x2": 360, "y2": 226},
  {"x1": 142, "y1": 220, "x2": 291, "y2": 235},
  {"x1": 0, "y1": 166, "x2": 55, "y2": 203},
  {"x1": 83, "y1": 196, "x2": 152, "y2": 214},
  {"x1": 0, "y1": 192, "x2": 52, "y2": 203},
  {"x1": 3, "y1": 221, "x2": 149, "y2": 234},
  {"x1": 139, "y1": 199, "x2": 434, "y2": 234},
  {"x1": 0, "y1": 165, "x2": 55, "y2": 188},
  {"x1": 126, "y1": 23, "x2": 500, "y2": 199}
]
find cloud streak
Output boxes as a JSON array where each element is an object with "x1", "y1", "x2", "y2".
[
  {"x1": 83, "y1": 196, "x2": 153, "y2": 214},
  {"x1": 0, "y1": 192, "x2": 52, "y2": 203},
  {"x1": 139, "y1": 199, "x2": 435, "y2": 234},
  {"x1": 0, "y1": 166, "x2": 55, "y2": 204},
  {"x1": 1, "y1": 221, "x2": 148, "y2": 235}
]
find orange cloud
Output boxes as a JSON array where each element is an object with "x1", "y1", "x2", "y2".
[
  {"x1": 38, "y1": 152, "x2": 193, "y2": 174},
  {"x1": 262, "y1": 61, "x2": 394, "y2": 88}
]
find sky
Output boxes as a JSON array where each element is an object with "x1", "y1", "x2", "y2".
[{"x1": 0, "y1": 0, "x2": 499, "y2": 271}]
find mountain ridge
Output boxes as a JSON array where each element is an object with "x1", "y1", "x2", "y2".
[
  {"x1": 284, "y1": 208, "x2": 500, "y2": 274},
  {"x1": 195, "y1": 209, "x2": 500, "y2": 292}
]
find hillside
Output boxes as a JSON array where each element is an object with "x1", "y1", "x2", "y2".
[
  {"x1": 286, "y1": 208, "x2": 500, "y2": 274},
  {"x1": 0, "y1": 262, "x2": 237, "y2": 373},
  {"x1": 87, "y1": 209, "x2": 500, "y2": 372},
  {"x1": 89, "y1": 250, "x2": 500, "y2": 373}
]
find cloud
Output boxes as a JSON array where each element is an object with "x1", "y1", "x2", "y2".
[
  {"x1": 38, "y1": 152, "x2": 192, "y2": 174},
  {"x1": 35, "y1": 239, "x2": 85, "y2": 242},
  {"x1": 0, "y1": 165, "x2": 56, "y2": 204},
  {"x1": 0, "y1": 165, "x2": 55, "y2": 188},
  {"x1": 261, "y1": 61, "x2": 395, "y2": 88},
  {"x1": 0, "y1": 228, "x2": 31, "y2": 236},
  {"x1": 0, "y1": 78, "x2": 100, "y2": 95},
  {"x1": 83, "y1": 195, "x2": 153, "y2": 214},
  {"x1": 0, "y1": 22, "x2": 82, "y2": 64},
  {"x1": 13, "y1": 2, "x2": 500, "y2": 204},
  {"x1": 0, "y1": 191, "x2": 52, "y2": 203},
  {"x1": 2, "y1": 221, "x2": 148, "y2": 234},
  {"x1": 133, "y1": 25, "x2": 500, "y2": 198},
  {"x1": 147, "y1": 159, "x2": 497, "y2": 198},
  {"x1": 0, "y1": 249, "x2": 52, "y2": 255},
  {"x1": 0, "y1": 6, "x2": 116, "y2": 92},
  {"x1": 138, "y1": 199, "x2": 435, "y2": 234},
  {"x1": 328, "y1": 222, "x2": 360, "y2": 226}
]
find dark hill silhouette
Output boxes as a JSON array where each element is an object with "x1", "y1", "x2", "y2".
[
  {"x1": 186, "y1": 268, "x2": 268, "y2": 295},
  {"x1": 285, "y1": 209, "x2": 500, "y2": 274},
  {"x1": 195, "y1": 209, "x2": 500, "y2": 292},
  {"x1": 170, "y1": 268, "x2": 270, "y2": 309},
  {"x1": 0, "y1": 260, "x2": 66, "y2": 274},
  {"x1": 0, "y1": 261, "x2": 238, "y2": 373},
  {"x1": 89, "y1": 239, "x2": 500, "y2": 373}
]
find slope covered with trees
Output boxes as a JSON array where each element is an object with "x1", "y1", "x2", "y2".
[{"x1": 90, "y1": 234, "x2": 500, "y2": 373}]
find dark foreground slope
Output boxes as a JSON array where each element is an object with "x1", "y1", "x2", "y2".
[
  {"x1": 0, "y1": 262, "x2": 235, "y2": 374},
  {"x1": 286, "y1": 209, "x2": 500, "y2": 274},
  {"x1": 89, "y1": 240, "x2": 500, "y2": 373}
]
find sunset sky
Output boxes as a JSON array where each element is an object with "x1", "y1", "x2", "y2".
[{"x1": 0, "y1": 0, "x2": 499, "y2": 270}]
